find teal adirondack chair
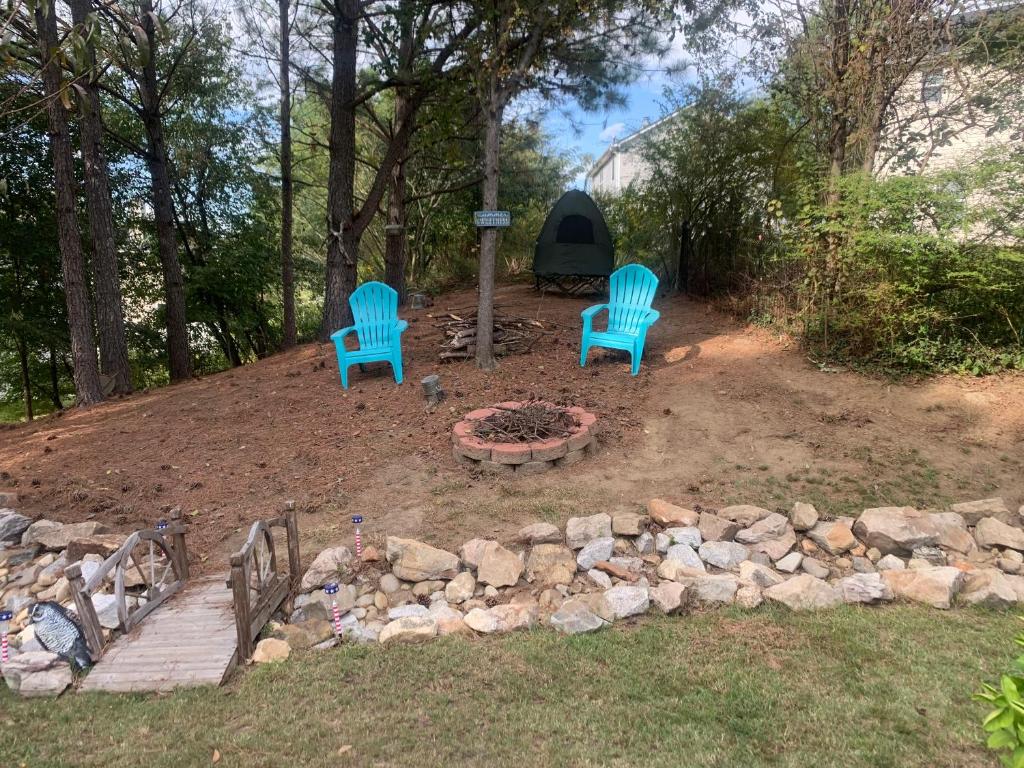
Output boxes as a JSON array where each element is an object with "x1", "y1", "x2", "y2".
[
  {"x1": 579, "y1": 264, "x2": 660, "y2": 376},
  {"x1": 330, "y1": 282, "x2": 407, "y2": 389}
]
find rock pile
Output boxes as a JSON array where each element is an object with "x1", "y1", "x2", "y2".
[
  {"x1": 0, "y1": 497, "x2": 166, "y2": 696},
  {"x1": 252, "y1": 495, "x2": 1024, "y2": 660}
]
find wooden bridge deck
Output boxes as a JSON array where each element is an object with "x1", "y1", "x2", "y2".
[{"x1": 80, "y1": 574, "x2": 238, "y2": 694}]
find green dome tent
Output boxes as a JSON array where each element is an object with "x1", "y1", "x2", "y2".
[{"x1": 533, "y1": 190, "x2": 614, "y2": 294}]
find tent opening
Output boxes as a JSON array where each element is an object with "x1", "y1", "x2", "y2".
[{"x1": 556, "y1": 214, "x2": 595, "y2": 245}]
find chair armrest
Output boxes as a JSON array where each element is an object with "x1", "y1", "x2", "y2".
[
  {"x1": 331, "y1": 325, "x2": 360, "y2": 344},
  {"x1": 395, "y1": 320, "x2": 409, "y2": 334},
  {"x1": 581, "y1": 304, "x2": 609, "y2": 321},
  {"x1": 640, "y1": 309, "x2": 660, "y2": 327}
]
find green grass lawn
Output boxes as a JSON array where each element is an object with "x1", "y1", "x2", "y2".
[{"x1": 1, "y1": 606, "x2": 1015, "y2": 767}]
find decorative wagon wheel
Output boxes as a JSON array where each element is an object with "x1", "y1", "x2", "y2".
[
  {"x1": 247, "y1": 523, "x2": 278, "y2": 600},
  {"x1": 114, "y1": 531, "x2": 181, "y2": 628}
]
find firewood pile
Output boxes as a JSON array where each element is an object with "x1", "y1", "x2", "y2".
[
  {"x1": 473, "y1": 401, "x2": 576, "y2": 443},
  {"x1": 437, "y1": 308, "x2": 547, "y2": 361}
]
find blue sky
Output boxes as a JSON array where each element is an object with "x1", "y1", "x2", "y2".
[{"x1": 536, "y1": 35, "x2": 692, "y2": 188}]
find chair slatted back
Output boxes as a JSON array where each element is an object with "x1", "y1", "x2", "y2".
[
  {"x1": 608, "y1": 265, "x2": 658, "y2": 335},
  {"x1": 349, "y1": 282, "x2": 398, "y2": 350}
]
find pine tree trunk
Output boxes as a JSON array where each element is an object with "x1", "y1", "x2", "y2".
[
  {"x1": 383, "y1": 147, "x2": 408, "y2": 305},
  {"x1": 320, "y1": 0, "x2": 359, "y2": 340},
  {"x1": 49, "y1": 346, "x2": 63, "y2": 411},
  {"x1": 16, "y1": 334, "x2": 32, "y2": 421},
  {"x1": 35, "y1": 4, "x2": 104, "y2": 407},
  {"x1": 279, "y1": 0, "x2": 296, "y2": 348},
  {"x1": 69, "y1": 0, "x2": 132, "y2": 395},
  {"x1": 475, "y1": 87, "x2": 503, "y2": 371},
  {"x1": 139, "y1": 0, "x2": 191, "y2": 381}
]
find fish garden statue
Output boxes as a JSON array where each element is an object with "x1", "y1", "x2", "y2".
[{"x1": 28, "y1": 601, "x2": 92, "y2": 670}]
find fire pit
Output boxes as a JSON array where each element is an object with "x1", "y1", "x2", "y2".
[{"x1": 452, "y1": 400, "x2": 598, "y2": 475}]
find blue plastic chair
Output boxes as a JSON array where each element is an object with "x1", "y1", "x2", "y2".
[
  {"x1": 330, "y1": 282, "x2": 407, "y2": 389},
  {"x1": 579, "y1": 264, "x2": 660, "y2": 376}
]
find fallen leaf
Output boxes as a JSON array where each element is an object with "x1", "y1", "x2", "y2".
[
  {"x1": 338, "y1": 745, "x2": 352, "y2": 756},
  {"x1": 212, "y1": 749, "x2": 221, "y2": 763}
]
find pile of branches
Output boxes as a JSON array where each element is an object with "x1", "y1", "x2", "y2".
[
  {"x1": 437, "y1": 308, "x2": 546, "y2": 361},
  {"x1": 473, "y1": 401, "x2": 576, "y2": 443}
]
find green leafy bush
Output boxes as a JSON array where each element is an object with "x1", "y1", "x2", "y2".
[{"x1": 975, "y1": 620, "x2": 1024, "y2": 767}]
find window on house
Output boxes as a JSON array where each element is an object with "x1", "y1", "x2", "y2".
[{"x1": 922, "y1": 71, "x2": 943, "y2": 105}]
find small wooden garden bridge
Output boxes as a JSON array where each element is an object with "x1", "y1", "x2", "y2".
[{"x1": 64, "y1": 507, "x2": 301, "y2": 693}]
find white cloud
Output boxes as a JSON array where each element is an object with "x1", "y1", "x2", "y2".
[{"x1": 598, "y1": 122, "x2": 626, "y2": 142}]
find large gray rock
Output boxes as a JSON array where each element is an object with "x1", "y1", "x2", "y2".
[
  {"x1": 549, "y1": 600, "x2": 606, "y2": 635},
  {"x1": 765, "y1": 574, "x2": 841, "y2": 610},
  {"x1": 806, "y1": 520, "x2": 857, "y2": 555},
  {"x1": 0, "y1": 510, "x2": 32, "y2": 543},
  {"x1": 458, "y1": 538, "x2": 491, "y2": 569},
  {"x1": 691, "y1": 575, "x2": 739, "y2": 604},
  {"x1": 875, "y1": 554, "x2": 906, "y2": 571},
  {"x1": 576, "y1": 537, "x2": 615, "y2": 571},
  {"x1": 738, "y1": 560, "x2": 784, "y2": 588},
  {"x1": 881, "y1": 566, "x2": 964, "y2": 609},
  {"x1": 20, "y1": 520, "x2": 63, "y2": 547},
  {"x1": 790, "y1": 502, "x2": 819, "y2": 531},
  {"x1": 853, "y1": 507, "x2": 939, "y2": 555},
  {"x1": 775, "y1": 552, "x2": 803, "y2": 573},
  {"x1": 961, "y1": 569, "x2": 1018, "y2": 608},
  {"x1": 929, "y1": 512, "x2": 976, "y2": 554},
  {"x1": 565, "y1": 514, "x2": 612, "y2": 549},
  {"x1": 515, "y1": 522, "x2": 562, "y2": 544},
  {"x1": 445, "y1": 572, "x2": 476, "y2": 603},
  {"x1": 526, "y1": 544, "x2": 577, "y2": 586},
  {"x1": 30, "y1": 521, "x2": 110, "y2": 552},
  {"x1": 975, "y1": 517, "x2": 1024, "y2": 552},
  {"x1": 717, "y1": 505, "x2": 772, "y2": 527},
  {"x1": 801, "y1": 557, "x2": 830, "y2": 579},
  {"x1": 951, "y1": 498, "x2": 1012, "y2": 526},
  {"x1": 837, "y1": 573, "x2": 893, "y2": 604},
  {"x1": 612, "y1": 513, "x2": 648, "y2": 536},
  {"x1": 748, "y1": 528, "x2": 796, "y2": 562},
  {"x1": 597, "y1": 585, "x2": 649, "y2": 620},
  {"x1": 735, "y1": 513, "x2": 789, "y2": 544},
  {"x1": 697, "y1": 541, "x2": 749, "y2": 571},
  {"x1": 465, "y1": 603, "x2": 537, "y2": 634},
  {"x1": 665, "y1": 543, "x2": 705, "y2": 572},
  {"x1": 698, "y1": 512, "x2": 740, "y2": 542},
  {"x1": 663, "y1": 527, "x2": 701, "y2": 549},
  {"x1": 1, "y1": 651, "x2": 72, "y2": 697},
  {"x1": 656, "y1": 559, "x2": 707, "y2": 582},
  {"x1": 300, "y1": 546, "x2": 354, "y2": 591},
  {"x1": 386, "y1": 537, "x2": 460, "y2": 582},
  {"x1": 379, "y1": 616, "x2": 438, "y2": 644},
  {"x1": 477, "y1": 542, "x2": 523, "y2": 587},
  {"x1": 649, "y1": 582, "x2": 688, "y2": 614}
]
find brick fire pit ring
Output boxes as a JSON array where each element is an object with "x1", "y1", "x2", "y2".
[{"x1": 451, "y1": 401, "x2": 598, "y2": 476}]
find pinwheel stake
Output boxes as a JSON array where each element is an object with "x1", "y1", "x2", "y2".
[
  {"x1": 0, "y1": 610, "x2": 12, "y2": 664},
  {"x1": 352, "y1": 515, "x2": 363, "y2": 558},
  {"x1": 324, "y1": 583, "x2": 343, "y2": 636}
]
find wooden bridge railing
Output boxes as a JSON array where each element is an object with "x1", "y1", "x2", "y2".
[
  {"x1": 65, "y1": 508, "x2": 189, "y2": 657},
  {"x1": 229, "y1": 508, "x2": 300, "y2": 660}
]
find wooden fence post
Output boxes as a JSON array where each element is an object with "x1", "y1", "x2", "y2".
[
  {"x1": 170, "y1": 507, "x2": 189, "y2": 579},
  {"x1": 284, "y1": 507, "x2": 300, "y2": 592},
  {"x1": 229, "y1": 553, "x2": 253, "y2": 660},
  {"x1": 65, "y1": 562, "x2": 104, "y2": 657}
]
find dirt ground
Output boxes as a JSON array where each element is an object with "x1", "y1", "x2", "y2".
[{"x1": 1, "y1": 283, "x2": 1022, "y2": 570}]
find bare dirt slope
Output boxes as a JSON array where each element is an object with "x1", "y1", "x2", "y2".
[{"x1": 1, "y1": 283, "x2": 1022, "y2": 568}]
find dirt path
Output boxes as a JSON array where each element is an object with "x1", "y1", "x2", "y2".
[{"x1": 2, "y1": 283, "x2": 1021, "y2": 567}]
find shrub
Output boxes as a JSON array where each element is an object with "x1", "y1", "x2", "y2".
[{"x1": 975, "y1": 620, "x2": 1024, "y2": 767}]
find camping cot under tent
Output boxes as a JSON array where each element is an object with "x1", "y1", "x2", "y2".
[{"x1": 532, "y1": 189, "x2": 614, "y2": 295}]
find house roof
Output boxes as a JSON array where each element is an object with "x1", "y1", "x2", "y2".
[{"x1": 587, "y1": 108, "x2": 683, "y2": 178}]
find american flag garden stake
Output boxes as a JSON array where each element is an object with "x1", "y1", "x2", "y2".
[
  {"x1": 0, "y1": 609, "x2": 11, "y2": 664},
  {"x1": 324, "y1": 583, "x2": 343, "y2": 635},
  {"x1": 352, "y1": 515, "x2": 363, "y2": 558}
]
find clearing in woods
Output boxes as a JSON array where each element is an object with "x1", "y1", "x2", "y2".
[{"x1": 0, "y1": 282, "x2": 1021, "y2": 564}]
